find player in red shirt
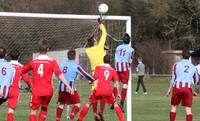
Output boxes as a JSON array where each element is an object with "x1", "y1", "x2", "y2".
[
  {"x1": 22, "y1": 39, "x2": 73, "y2": 121},
  {"x1": 77, "y1": 55, "x2": 124, "y2": 121},
  {"x1": 7, "y1": 50, "x2": 31, "y2": 121}
]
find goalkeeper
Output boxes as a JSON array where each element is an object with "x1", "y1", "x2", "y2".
[{"x1": 85, "y1": 18, "x2": 107, "y2": 121}]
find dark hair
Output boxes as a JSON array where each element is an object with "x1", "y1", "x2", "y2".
[
  {"x1": 39, "y1": 39, "x2": 48, "y2": 53},
  {"x1": 67, "y1": 50, "x2": 76, "y2": 60},
  {"x1": 182, "y1": 48, "x2": 190, "y2": 59},
  {"x1": 103, "y1": 55, "x2": 110, "y2": 64},
  {"x1": 87, "y1": 35, "x2": 95, "y2": 47},
  {"x1": 0, "y1": 47, "x2": 6, "y2": 58},
  {"x1": 9, "y1": 50, "x2": 20, "y2": 60},
  {"x1": 138, "y1": 56, "x2": 142, "y2": 61},
  {"x1": 123, "y1": 33, "x2": 131, "y2": 44}
]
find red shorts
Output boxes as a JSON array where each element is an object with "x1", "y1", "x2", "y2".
[
  {"x1": 30, "y1": 93, "x2": 52, "y2": 110},
  {"x1": 89, "y1": 91, "x2": 115, "y2": 105},
  {"x1": 171, "y1": 87, "x2": 193, "y2": 107},
  {"x1": 58, "y1": 91, "x2": 80, "y2": 105},
  {"x1": 8, "y1": 87, "x2": 20, "y2": 109},
  {"x1": 117, "y1": 71, "x2": 130, "y2": 84}
]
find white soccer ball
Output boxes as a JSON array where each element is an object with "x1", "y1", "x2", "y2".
[{"x1": 98, "y1": 3, "x2": 109, "y2": 14}]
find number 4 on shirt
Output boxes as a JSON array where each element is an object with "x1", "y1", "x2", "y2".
[{"x1": 37, "y1": 64, "x2": 44, "y2": 77}]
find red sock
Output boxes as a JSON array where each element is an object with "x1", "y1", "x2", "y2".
[
  {"x1": 115, "y1": 106, "x2": 124, "y2": 121},
  {"x1": 7, "y1": 113, "x2": 14, "y2": 121},
  {"x1": 121, "y1": 88, "x2": 127, "y2": 103},
  {"x1": 70, "y1": 106, "x2": 79, "y2": 120},
  {"x1": 56, "y1": 107, "x2": 63, "y2": 121},
  {"x1": 186, "y1": 114, "x2": 192, "y2": 121},
  {"x1": 100, "y1": 99, "x2": 105, "y2": 114},
  {"x1": 92, "y1": 102, "x2": 97, "y2": 114},
  {"x1": 39, "y1": 107, "x2": 47, "y2": 121},
  {"x1": 78, "y1": 105, "x2": 89, "y2": 121},
  {"x1": 29, "y1": 114, "x2": 37, "y2": 121},
  {"x1": 170, "y1": 112, "x2": 176, "y2": 121},
  {"x1": 113, "y1": 87, "x2": 117, "y2": 98}
]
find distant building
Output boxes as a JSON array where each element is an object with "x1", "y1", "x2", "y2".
[{"x1": 162, "y1": 50, "x2": 193, "y2": 74}]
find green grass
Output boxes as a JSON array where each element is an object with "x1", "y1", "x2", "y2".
[
  {"x1": 132, "y1": 76, "x2": 200, "y2": 121},
  {"x1": 1, "y1": 76, "x2": 200, "y2": 121}
]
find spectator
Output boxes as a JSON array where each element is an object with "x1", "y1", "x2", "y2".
[{"x1": 135, "y1": 57, "x2": 147, "y2": 95}]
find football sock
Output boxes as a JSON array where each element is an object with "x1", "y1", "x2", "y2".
[
  {"x1": 170, "y1": 112, "x2": 176, "y2": 121},
  {"x1": 78, "y1": 105, "x2": 89, "y2": 121},
  {"x1": 56, "y1": 107, "x2": 63, "y2": 121},
  {"x1": 39, "y1": 106, "x2": 47, "y2": 121},
  {"x1": 7, "y1": 113, "x2": 14, "y2": 121},
  {"x1": 29, "y1": 114, "x2": 37, "y2": 121},
  {"x1": 70, "y1": 106, "x2": 79, "y2": 120},
  {"x1": 113, "y1": 87, "x2": 117, "y2": 98},
  {"x1": 100, "y1": 99, "x2": 105, "y2": 114},
  {"x1": 121, "y1": 88, "x2": 127, "y2": 103},
  {"x1": 92, "y1": 102, "x2": 98, "y2": 114},
  {"x1": 186, "y1": 114, "x2": 192, "y2": 121},
  {"x1": 115, "y1": 106, "x2": 125, "y2": 121}
]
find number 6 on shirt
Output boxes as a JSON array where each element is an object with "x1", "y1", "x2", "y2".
[{"x1": 37, "y1": 64, "x2": 44, "y2": 77}]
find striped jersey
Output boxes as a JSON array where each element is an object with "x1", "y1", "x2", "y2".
[
  {"x1": 0, "y1": 59, "x2": 14, "y2": 99},
  {"x1": 59, "y1": 60, "x2": 94, "y2": 92},
  {"x1": 171, "y1": 59, "x2": 198, "y2": 88},
  {"x1": 115, "y1": 44, "x2": 134, "y2": 72},
  {"x1": 10, "y1": 60, "x2": 31, "y2": 89}
]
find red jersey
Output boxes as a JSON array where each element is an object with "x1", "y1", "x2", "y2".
[
  {"x1": 10, "y1": 60, "x2": 31, "y2": 88},
  {"x1": 22, "y1": 54, "x2": 62, "y2": 96},
  {"x1": 94, "y1": 64, "x2": 119, "y2": 95}
]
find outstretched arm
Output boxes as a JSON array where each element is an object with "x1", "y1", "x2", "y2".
[
  {"x1": 77, "y1": 66, "x2": 95, "y2": 84},
  {"x1": 98, "y1": 23, "x2": 107, "y2": 49}
]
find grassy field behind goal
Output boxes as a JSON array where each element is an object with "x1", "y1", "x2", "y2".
[{"x1": 0, "y1": 75, "x2": 200, "y2": 121}]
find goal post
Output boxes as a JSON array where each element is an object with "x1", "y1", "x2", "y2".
[{"x1": 0, "y1": 12, "x2": 132, "y2": 121}]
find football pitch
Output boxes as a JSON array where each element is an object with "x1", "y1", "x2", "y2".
[{"x1": 0, "y1": 76, "x2": 200, "y2": 121}]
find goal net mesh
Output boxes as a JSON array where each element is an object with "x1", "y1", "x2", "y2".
[{"x1": 0, "y1": 15, "x2": 127, "y2": 121}]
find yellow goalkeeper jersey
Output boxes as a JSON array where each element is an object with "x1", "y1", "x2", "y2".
[
  {"x1": 86, "y1": 24, "x2": 107, "y2": 91},
  {"x1": 86, "y1": 24, "x2": 107, "y2": 72}
]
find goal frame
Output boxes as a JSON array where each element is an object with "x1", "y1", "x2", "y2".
[{"x1": 0, "y1": 12, "x2": 132, "y2": 121}]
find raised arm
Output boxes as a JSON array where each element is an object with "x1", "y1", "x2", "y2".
[{"x1": 98, "y1": 23, "x2": 107, "y2": 49}]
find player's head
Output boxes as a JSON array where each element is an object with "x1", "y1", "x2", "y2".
[
  {"x1": 39, "y1": 38, "x2": 49, "y2": 53},
  {"x1": 138, "y1": 57, "x2": 143, "y2": 62},
  {"x1": 87, "y1": 35, "x2": 97, "y2": 47},
  {"x1": 0, "y1": 47, "x2": 6, "y2": 59},
  {"x1": 9, "y1": 49, "x2": 20, "y2": 60},
  {"x1": 182, "y1": 48, "x2": 190, "y2": 59},
  {"x1": 68, "y1": 50, "x2": 76, "y2": 60},
  {"x1": 123, "y1": 33, "x2": 131, "y2": 44},
  {"x1": 103, "y1": 55, "x2": 110, "y2": 64}
]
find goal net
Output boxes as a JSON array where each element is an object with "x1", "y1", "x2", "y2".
[{"x1": 0, "y1": 12, "x2": 132, "y2": 121}]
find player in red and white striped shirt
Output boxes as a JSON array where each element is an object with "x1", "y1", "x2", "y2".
[
  {"x1": 22, "y1": 39, "x2": 73, "y2": 121},
  {"x1": 114, "y1": 33, "x2": 134, "y2": 111},
  {"x1": 7, "y1": 50, "x2": 31, "y2": 121}
]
